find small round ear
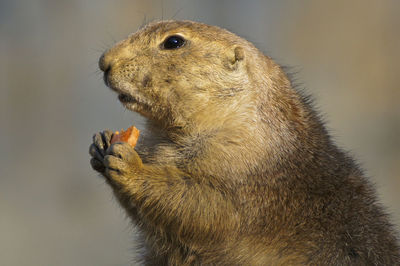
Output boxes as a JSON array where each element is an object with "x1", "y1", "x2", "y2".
[
  {"x1": 234, "y1": 46, "x2": 245, "y2": 62},
  {"x1": 226, "y1": 46, "x2": 245, "y2": 70}
]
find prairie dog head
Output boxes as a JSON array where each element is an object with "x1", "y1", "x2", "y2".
[{"x1": 99, "y1": 20, "x2": 270, "y2": 131}]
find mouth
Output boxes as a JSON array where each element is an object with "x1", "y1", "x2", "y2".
[
  {"x1": 118, "y1": 93, "x2": 137, "y2": 104},
  {"x1": 117, "y1": 92, "x2": 142, "y2": 110},
  {"x1": 117, "y1": 92, "x2": 153, "y2": 118},
  {"x1": 103, "y1": 72, "x2": 153, "y2": 117}
]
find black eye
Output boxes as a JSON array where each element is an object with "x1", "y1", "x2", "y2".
[{"x1": 162, "y1": 35, "x2": 186, "y2": 50}]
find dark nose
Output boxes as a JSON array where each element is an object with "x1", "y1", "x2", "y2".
[
  {"x1": 99, "y1": 52, "x2": 113, "y2": 86},
  {"x1": 98, "y1": 52, "x2": 110, "y2": 73}
]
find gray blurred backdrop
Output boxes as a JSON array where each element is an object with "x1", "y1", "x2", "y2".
[{"x1": 1, "y1": 0, "x2": 399, "y2": 265}]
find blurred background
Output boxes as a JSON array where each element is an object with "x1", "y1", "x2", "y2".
[{"x1": 1, "y1": 0, "x2": 399, "y2": 265}]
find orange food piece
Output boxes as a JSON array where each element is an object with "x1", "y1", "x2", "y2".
[{"x1": 110, "y1": 126, "x2": 140, "y2": 148}]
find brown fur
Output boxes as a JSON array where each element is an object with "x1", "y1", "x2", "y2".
[{"x1": 90, "y1": 20, "x2": 399, "y2": 265}]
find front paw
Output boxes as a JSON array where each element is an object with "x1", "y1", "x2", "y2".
[
  {"x1": 104, "y1": 142, "x2": 143, "y2": 185},
  {"x1": 89, "y1": 130, "x2": 113, "y2": 174}
]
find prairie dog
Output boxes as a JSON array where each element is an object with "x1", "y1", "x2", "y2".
[{"x1": 90, "y1": 20, "x2": 399, "y2": 265}]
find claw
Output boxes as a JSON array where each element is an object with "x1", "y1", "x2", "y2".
[
  {"x1": 93, "y1": 132, "x2": 105, "y2": 156},
  {"x1": 101, "y1": 130, "x2": 113, "y2": 151}
]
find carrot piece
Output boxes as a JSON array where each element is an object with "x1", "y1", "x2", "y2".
[{"x1": 110, "y1": 126, "x2": 140, "y2": 147}]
